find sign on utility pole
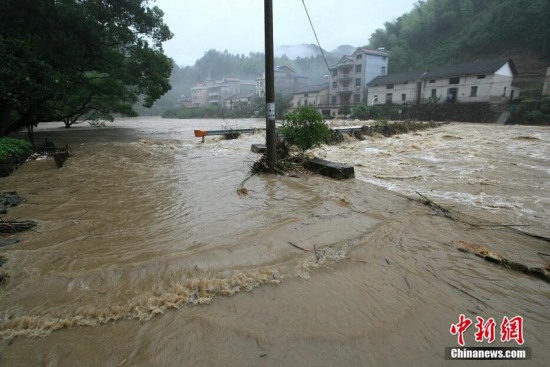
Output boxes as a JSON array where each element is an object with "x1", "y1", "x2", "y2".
[{"x1": 264, "y1": 0, "x2": 276, "y2": 167}]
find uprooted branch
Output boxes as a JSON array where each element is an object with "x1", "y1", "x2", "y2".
[
  {"x1": 410, "y1": 192, "x2": 550, "y2": 243},
  {"x1": 0, "y1": 220, "x2": 37, "y2": 234}
]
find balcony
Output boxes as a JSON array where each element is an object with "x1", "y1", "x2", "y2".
[
  {"x1": 336, "y1": 87, "x2": 353, "y2": 94},
  {"x1": 337, "y1": 73, "x2": 352, "y2": 82}
]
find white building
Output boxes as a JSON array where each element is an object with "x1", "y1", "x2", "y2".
[
  {"x1": 328, "y1": 47, "x2": 388, "y2": 112},
  {"x1": 191, "y1": 83, "x2": 209, "y2": 108},
  {"x1": 368, "y1": 59, "x2": 519, "y2": 106}
]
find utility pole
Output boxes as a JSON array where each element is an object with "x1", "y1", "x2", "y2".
[{"x1": 264, "y1": 0, "x2": 276, "y2": 167}]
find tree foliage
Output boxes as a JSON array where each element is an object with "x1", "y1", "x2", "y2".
[
  {"x1": 368, "y1": 0, "x2": 550, "y2": 73},
  {"x1": 280, "y1": 106, "x2": 330, "y2": 153},
  {"x1": 0, "y1": 0, "x2": 173, "y2": 136}
]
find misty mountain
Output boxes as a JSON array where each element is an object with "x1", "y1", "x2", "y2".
[
  {"x1": 275, "y1": 43, "x2": 357, "y2": 60},
  {"x1": 330, "y1": 45, "x2": 357, "y2": 57},
  {"x1": 275, "y1": 44, "x2": 323, "y2": 59}
]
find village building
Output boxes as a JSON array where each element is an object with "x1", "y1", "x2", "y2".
[
  {"x1": 367, "y1": 59, "x2": 520, "y2": 106},
  {"x1": 191, "y1": 78, "x2": 256, "y2": 108},
  {"x1": 289, "y1": 83, "x2": 330, "y2": 114},
  {"x1": 256, "y1": 66, "x2": 309, "y2": 97},
  {"x1": 327, "y1": 47, "x2": 389, "y2": 115},
  {"x1": 191, "y1": 82, "x2": 209, "y2": 108},
  {"x1": 177, "y1": 95, "x2": 193, "y2": 108},
  {"x1": 224, "y1": 92, "x2": 257, "y2": 112}
]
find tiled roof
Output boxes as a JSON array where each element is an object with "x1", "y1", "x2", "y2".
[
  {"x1": 293, "y1": 83, "x2": 330, "y2": 94},
  {"x1": 330, "y1": 55, "x2": 354, "y2": 69},
  {"x1": 355, "y1": 47, "x2": 389, "y2": 57},
  {"x1": 368, "y1": 71, "x2": 426, "y2": 86},
  {"x1": 368, "y1": 59, "x2": 516, "y2": 87},
  {"x1": 423, "y1": 59, "x2": 516, "y2": 79}
]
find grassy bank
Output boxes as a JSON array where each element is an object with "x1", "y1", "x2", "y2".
[{"x1": 0, "y1": 138, "x2": 33, "y2": 177}]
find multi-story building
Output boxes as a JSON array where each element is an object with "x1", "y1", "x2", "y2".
[
  {"x1": 191, "y1": 78, "x2": 259, "y2": 108},
  {"x1": 207, "y1": 78, "x2": 241, "y2": 107},
  {"x1": 328, "y1": 47, "x2": 388, "y2": 113},
  {"x1": 256, "y1": 66, "x2": 309, "y2": 97},
  {"x1": 191, "y1": 82, "x2": 209, "y2": 108}
]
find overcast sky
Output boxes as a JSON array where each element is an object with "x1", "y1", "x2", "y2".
[{"x1": 154, "y1": 0, "x2": 417, "y2": 67}]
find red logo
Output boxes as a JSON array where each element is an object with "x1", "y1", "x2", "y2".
[{"x1": 451, "y1": 315, "x2": 524, "y2": 346}]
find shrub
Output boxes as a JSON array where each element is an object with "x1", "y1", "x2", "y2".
[
  {"x1": 0, "y1": 138, "x2": 33, "y2": 161},
  {"x1": 280, "y1": 106, "x2": 330, "y2": 153}
]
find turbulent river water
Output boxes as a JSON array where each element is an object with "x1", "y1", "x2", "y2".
[{"x1": 0, "y1": 117, "x2": 548, "y2": 366}]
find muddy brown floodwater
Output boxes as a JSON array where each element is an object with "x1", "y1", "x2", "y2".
[{"x1": 0, "y1": 117, "x2": 548, "y2": 366}]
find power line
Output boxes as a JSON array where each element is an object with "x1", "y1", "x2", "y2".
[{"x1": 300, "y1": 0, "x2": 335, "y2": 84}]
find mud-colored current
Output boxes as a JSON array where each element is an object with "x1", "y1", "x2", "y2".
[{"x1": 0, "y1": 117, "x2": 548, "y2": 366}]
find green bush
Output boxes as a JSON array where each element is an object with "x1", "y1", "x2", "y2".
[
  {"x1": 280, "y1": 106, "x2": 330, "y2": 153},
  {"x1": 0, "y1": 137, "x2": 33, "y2": 161},
  {"x1": 510, "y1": 97, "x2": 550, "y2": 124}
]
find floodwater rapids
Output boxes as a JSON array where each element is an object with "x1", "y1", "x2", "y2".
[{"x1": 0, "y1": 117, "x2": 548, "y2": 366}]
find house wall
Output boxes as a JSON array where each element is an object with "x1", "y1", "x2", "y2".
[
  {"x1": 290, "y1": 88, "x2": 329, "y2": 110},
  {"x1": 364, "y1": 54, "x2": 388, "y2": 86},
  {"x1": 329, "y1": 49, "x2": 388, "y2": 107},
  {"x1": 191, "y1": 85, "x2": 208, "y2": 107},
  {"x1": 419, "y1": 73, "x2": 514, "y2": 104},
  {"x1": 368, "y1": 82, "x2": 417, "y2": 106}
]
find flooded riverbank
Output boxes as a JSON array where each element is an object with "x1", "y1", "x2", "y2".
[{"x1": 0, "y1": 118, "x2": 548, "y2": 366}]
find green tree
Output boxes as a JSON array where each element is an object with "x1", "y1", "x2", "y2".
[
  {"x1": 280, "y1": 106, "x2": 330, "y2": 153},
  {"x1": 0, "y1": 0, "x2": 173, "y2": 137}
]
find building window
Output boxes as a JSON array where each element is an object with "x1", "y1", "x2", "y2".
[
  {"x1": 429, "y1": 80, "x2": 435, "y2": 83},
  {"x1": 381, "y1": 66, "x2": 386, "y2": 75},
  {"x1": 382, "y1": 56, "x2": 387, "y2": 61},
  {"x1": 355, "y1": 78, "x2": 361, "y2": 87},
  {"x1": 449, "y1": 77, "x2": 460, "y2": 84},
  {"x1": 332, "y1": 82, "x2": 337, "y2": 88},
  {"x1": 331, "y1": 96, "x2": 337, "y2": 104},
  {"x1": 477, "y1": 75, "x2": 486, "y2": 79},
  {"x1": 470, "y1": 86, "x2": 478, "y2": 97},
  {"x1": 304, "y1": 93, "x2": 308, "y2": 97},
  {"x1": 401, "y1": 94, "x2": 406, "y2": 101},
  {"x1": 355, "y1": 65, "x2": 362, "y2": 73},
  {"x1": 503, "y1": 86, "x2": 507, "y2": 97},
  {"x1": 386, "y1": 84, "x2": 394, "y2": 89},
  {"x1": 354, "y1": 94, "x2": 360, "y2": 103},
  {"x1": 385, "y1": 93, "x2": 392, "y2": 104},
  {"x1": 356, "y1": 54, "x2": 362, "y2": 59},
  {"x1": 431, "y1": 89, "x2": 437, "y2": 98},
  {"x1": 332, "y1": 70, "x2": 337, "y2": 76}
]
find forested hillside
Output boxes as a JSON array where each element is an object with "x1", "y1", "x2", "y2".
[
  {"x1": 367, "y1": 0, "x2": 550, "y2": 92},
  {"x1": 144, "y1": 0, "x2": 550, "y2": 115},
  {"x1": 138, "y1": 49, "x2": 340, "y2": 115}
]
